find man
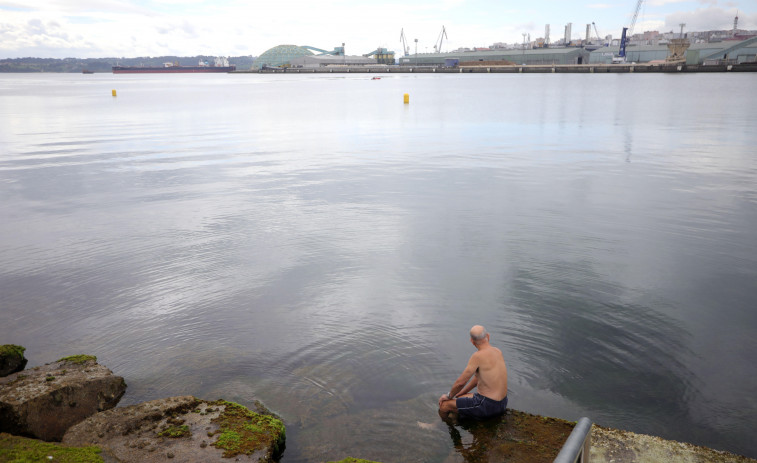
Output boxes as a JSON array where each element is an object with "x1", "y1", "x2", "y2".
[{"x1": 438, "y1": 325, "x2": 508, "y2": 420}]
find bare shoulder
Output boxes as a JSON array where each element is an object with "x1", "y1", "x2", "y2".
[
  {"x1": 483, "y1": 345, "x2": 505, "y2": 360},
  {"x1": 467, "y1": 349, "x2": 485, "y2": 366}
]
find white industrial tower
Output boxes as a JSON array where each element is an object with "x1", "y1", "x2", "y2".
[{"x1": 733, "y1": 11, "x2": 739, "y2": 37}]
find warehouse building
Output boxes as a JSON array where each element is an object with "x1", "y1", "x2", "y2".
[
  {"x1": 589, "y1": 37, "x2": 757, "y2": 64},
  {"x1": 398, "y1": 47, "x2": 590, "y2": 66},
  {"x1": 255, "y1": 44, "x2": 384, "y2": 69},
  {"x1": 288, "y1": 55, "x2": 377, "y2": 67}
]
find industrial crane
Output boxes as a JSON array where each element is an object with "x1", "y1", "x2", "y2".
[
  {"x1": 592, "y1": 22, "x2": 604, "y2": 46},
  {"x1": 433, "y1": 26, "x2": 448, "y2": 53},
  {"x1": 627, "y1": 0, "x2": 644, "y2": 38},
  {"x1": 399, "y1": 28, "x2": 410, "y2": 56},
  {"x1": 302, "y1": 45, "x2": 344, "y2": 56},
  {"x1": 618, "y1": 0, "x2": 644, "y2": 61}
]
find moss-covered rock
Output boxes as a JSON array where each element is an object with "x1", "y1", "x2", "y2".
[
  {"x1": 0, "y1": 432, "x2": 104, "y2": 462},
  {"x1": 208, "y1": 400, "x2": 285, "y2": 459},
  {"x1": 57, "y1": 355, "x2": 97, "y2": 365},
  {"x1": 438, "y1": 409, "x2": 576, "y2": 463},
  {"x1": 0, "y1": 344, "x2": 27, "y2": 377},
  {"x1": 0, "y1": 357, "x2": 126, "y2": 441},
  {"x1": 157, "y1": 424, "x2": 190, "y2": 438},
  {"x1": 63, "y1": 396, "x2": 286, "y2": 462}
]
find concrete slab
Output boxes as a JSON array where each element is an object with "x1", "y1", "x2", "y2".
[{"x1": 590, "y1": 425, "x2": 756, "y2": 463}]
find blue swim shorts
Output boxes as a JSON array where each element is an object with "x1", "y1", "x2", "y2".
[{"x1": 456, "y1": 392, "x2": 508, "y2": 420}]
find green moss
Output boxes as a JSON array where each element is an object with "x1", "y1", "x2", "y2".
[
  {"x1": 214, "y1": 430, "x2": 242, "y2": 452},
  {"x1": 57, "y1": 355, "x2": 97, "y2": 365},
  {"x1": 0, "y1": 432, "x2": 103, "y2": 462},
  {"x1": 0, "y1": 345, "x2": 25, "y2": 359},
  {"x1": 158, "y1": 425, "x2": 190, "y2": 438},
  {"x1": 209, "y1": 400, "x2": 286, "y2": 459}
]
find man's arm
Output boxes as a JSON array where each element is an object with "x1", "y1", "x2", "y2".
[
  {"x1": 458, "y1": 376, "x2": 478, "y2": 396},
  {"x1": 446, "y1": 353, "x2": 480, "y2": 399}
]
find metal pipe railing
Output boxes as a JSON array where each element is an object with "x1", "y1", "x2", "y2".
[{"x1": 553, "y1": 417, "x2": 592, "y2": 463}]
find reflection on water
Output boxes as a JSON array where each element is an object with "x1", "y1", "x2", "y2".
[
  {"x1": 501, "y1": 264, "x2": 697, "y2": 431},
  {"x1": 1, "y1": 73, "x2": 757, "y2": 461}
]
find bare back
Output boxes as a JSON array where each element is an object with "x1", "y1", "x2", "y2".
[{"x1": 471, "y1": 345, "x2": 508, "y2": 401}]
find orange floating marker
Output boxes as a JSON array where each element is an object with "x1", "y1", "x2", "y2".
[
  {"x1": 112, "y1": 89, "x2": 117, "y2": 97},
  {"x1": 403, "y1": 93, "x2": 409, "y2": 104}
]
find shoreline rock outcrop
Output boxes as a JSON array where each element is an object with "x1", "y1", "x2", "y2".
[
  {"x1": 0, "y1": 354, "x2": 126, "y2": 441},
  {"x1": 3, "y1": 345, "x2": 754, "y2": 462},
  {"x1": 0, "y1": 344, "x2": 28, "y2": 377},
  {"x1": 63, "y1": 395, "x2": 286, "y2": 462}
]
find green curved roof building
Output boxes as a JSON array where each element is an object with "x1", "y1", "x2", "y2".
[{"x1": 254, "y1": 45, "x2": 314, "y2": 69}]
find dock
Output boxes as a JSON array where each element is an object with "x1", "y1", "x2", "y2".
[{"x1": 234, "y1": 62, "x2": 757, "y2": 74}]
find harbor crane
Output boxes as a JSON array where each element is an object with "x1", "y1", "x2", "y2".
[
  {"x1": 592, "y1": 22, "x2": 605, "y2": 45},
  {"x1": 433, "y1": 26, "x2": 448, "y2": 53},
  {"x1": 617, "y1": 0, "x2": 644, "y2": 62},
  {"x1": 400, "y1": 28, "x2": 410, "y2": 56}
]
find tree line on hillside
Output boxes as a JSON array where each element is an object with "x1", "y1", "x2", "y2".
[{"x1": 0, "y1": 56, "x2": 256, "y2": 73}]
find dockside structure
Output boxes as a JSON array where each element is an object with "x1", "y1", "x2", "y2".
[
  {"x1": 403, "y1": 38, "x2": 756, "y2": 67},
  {"x1": 252, "y1": 38, "x2": 756, "y2": 70},
  {"x1": 589, "y1": 38, "x2": 757, "y2": 64},
  {"x1": 400, "y1": 47, "x2": 590, "y2": 66},
  {"x1": 289, "y1": 55, "x2": 377, "y2": 67}
]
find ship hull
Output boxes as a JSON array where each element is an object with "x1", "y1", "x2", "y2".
[{"x1": 112, "y1": 66, "x2": 236, "y2": 74}]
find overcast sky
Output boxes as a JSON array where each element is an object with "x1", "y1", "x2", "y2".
[{"x1": 1, "y1": 0, "x2": 755, "y2": 58}]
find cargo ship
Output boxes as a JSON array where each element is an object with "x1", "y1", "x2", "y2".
[{"x1": 113, "y1": 57, "x2": 235, "y2": 74}]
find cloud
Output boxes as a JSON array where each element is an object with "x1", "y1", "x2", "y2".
[
  {"x1": 666, "y1": 7, "x2": 753, "y2": 30},
  {"x1": 647, "y1": 0, "x2": 690, "y2": 6},
  {"x1": 0, "y1": 0, "x2": 755, "y2": 59},
  {"x1": 634, "y1": 18, "x2": 667, "y2": 32},
  {"x1": 0, "y1": 2, "x2": 33, "y2": 11}
]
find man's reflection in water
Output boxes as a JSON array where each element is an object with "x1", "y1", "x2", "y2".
[
  {"x1": 438, "y1": 409, "x2": 573, "y2": 463},
  {"x1": 440, "y1": 410, "x2": 505, "y2": 463}
]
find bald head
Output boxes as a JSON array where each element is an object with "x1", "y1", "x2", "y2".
[{"x1": 470, "y1": 325, "x2": 488, "y2": 345}]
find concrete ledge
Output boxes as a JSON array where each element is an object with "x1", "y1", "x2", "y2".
[
  {"x1": 590, "y1": 425, "x2": 756, "y2": 463},
  {"x1": 232, "y1": 63, "x2": 757, "y2": 74}
]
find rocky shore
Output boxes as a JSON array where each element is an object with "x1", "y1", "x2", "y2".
[
  {"x1": 0, "y1": 345, "x2": 285, "y2": 462},
  {"x1": 2, "y1": 344, "x2": 755, "y2": 462}
]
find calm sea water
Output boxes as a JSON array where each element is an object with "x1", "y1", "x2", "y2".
[{"x1": 1, "y1": 72, "x2": 756, "y2": 461}]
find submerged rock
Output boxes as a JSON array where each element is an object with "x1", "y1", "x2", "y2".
[
  {"x1": 63, "y1": 396, "x2": 286, "y2": 462},
  {"x1": 0, "y1": 345, "x2": 28, "y2": 377},
  {"x1": 0, "y1": 355, "x2": 126, "y2": 441}
]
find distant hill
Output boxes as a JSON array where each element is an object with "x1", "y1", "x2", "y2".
[{"x1": 0, "y1": 56, "x2": 256, "y2": 73}]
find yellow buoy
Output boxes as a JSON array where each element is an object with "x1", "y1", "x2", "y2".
[
  {"x1": 112, "y1": 89, "x2": 117, "y2": 97},
  {"x1": 403, "y1": 93, "x2": 409, "y2": 104}
]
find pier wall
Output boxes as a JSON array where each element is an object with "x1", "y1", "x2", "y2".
[{"x1": 235, "y1": 63, "x2": 757, "y2": 74}]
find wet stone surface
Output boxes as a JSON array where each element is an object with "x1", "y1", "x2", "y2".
[
  {"x1": 62, "y1": 396, "x2": 285, "y2": 463},
  {"x1": 0, "y1": 356, "x2": 126, "y2": 441},
  {"x1": 441, "y1": 409, "x2": 577, "y2": 463}
]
